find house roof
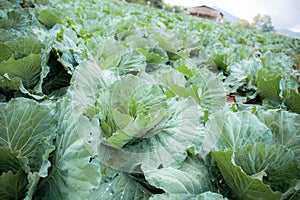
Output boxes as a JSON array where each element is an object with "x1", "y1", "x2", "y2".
[{"x1": 185, "y1": 5, "x2": 223, "y2": 18}]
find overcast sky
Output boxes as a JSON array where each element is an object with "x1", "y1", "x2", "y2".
[{"x1": 163, "y1": 0, "x2": 300, "y2": 32}]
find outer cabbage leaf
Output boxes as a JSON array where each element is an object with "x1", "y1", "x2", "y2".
[
  {"x1": 212, "y1": 150, "x2": 282, "y2": 200},
  {"x1": 95, "y1": 173, "x2": 151, "y2": 200},
  {"x1": 283, "y1": 88, "x2": 300, "y2": 114},
  {"x1": 0, "y1": 98, "x2": 56, "y2": 172},
  {"x1": 188, "y1": 69, "x2": 226, "y2": 113},
  {"x1": 0, "y1": 36, "x2": 44, "y2": 91},
  {"x1": 38, "y1": 9, "x2": 62, "y2": 28},
  {"x1": 35, "y1": 98, "x2": 101, "y2": 200},
  {"x1": 194, "y1": 192, "x2": 227, "y2": 200},
  {"x1": 91, "y1": 38, "x2": 147, "y2": 74},
  {"x1": 0, "y1": 29, "x2": 14, "y2": 42},
  {"x1": 0, "y1": 170, "x2": 27, "y2": 200},
  {"x1": 0, "y1": 93, "x2": 56, "y2": 200},
  {"x1": 224, "y1": 59, "x2": 261, "y2": 96},
  {"x1": 255, "y1": 109, "x2": 300, "y2": 161},
  {"x1": 148, "y1": 29, "x2": 198, "y2": 59},
  {"x1": 260, "y1": 52, "x2": 295, "y2": 74},
  {"x1": 0, "y1": 37, "x2": 44, "y2": 63},
  {"x1": 116, "y1": 50, "x2": 147, "y2": 75},
  {"x1": 234, "y1": 143, "x2": 300, "y2": 193},
  {"x1": 0, "y1": 9, "x2": 30, "y2": 30},
  {"x1": 91, "y1": 38, "x2": 126, "y2": 68},
  {"x1": 256, "y1": 69, "x2": 282, "y2": 102},
  {"x1": 256, "y1": 52, "x2": 298, "y2": 110},
  {"x1": 137, "y1": 47, "x2": 169, "y2": 65},
  {"x1": 214, "y1": 111, "x2": 273, "y2": 151},
  {"x1": 200, "y1": 109, "x2": 227, "y2": 156},
  {"x1": 0, "y1": 54, "x2": 41, "y2": 89},
  {"x1": 165, "y1": 84, "x2": 199, "y2": 103},
  {"x1": 34, "y1": 58, "x2": 104, "y2": 199},
  {"x1": 0, "y1": 146, "x2": 28, "y2": 199},
  {"x1": 124, "y1": 34, "x2": 158, "y2": 50},
  {"x1": 211, "y1": 45, "x2": 256, "y2": 72},
  {"x1": 0, "y1": 74, "x2": 22, "y2": 91},
  {"x1": 142, "y1": 66, "x2": 186, "y2": 89},
  {"x1": 150, "y1": 191, "x2": 227, "y2": 200},
  {"x1": 144, "y1": 156, "x2": 213, "y2": 198}
]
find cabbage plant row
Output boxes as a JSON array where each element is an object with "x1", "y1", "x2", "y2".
[{"x1": 0, "y1": 0, "x2": 299, "y2": 199}]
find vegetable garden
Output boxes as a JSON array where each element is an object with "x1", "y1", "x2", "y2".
[{"x1": 0, "y1": 0, "x2": 299, "y2": 199}]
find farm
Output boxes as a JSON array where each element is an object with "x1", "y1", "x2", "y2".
[{"x1": 0, "y1": 0, "x2": 299, "y2": 199}]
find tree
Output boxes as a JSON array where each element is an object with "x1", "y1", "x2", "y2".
[
  {"x1": 151, "y1": 0, "x2": 163, "y2": 9},
  {"x1": 251, "y1": 14, "x2": 274, "y2": 32},
  {"x1": 235, "y1": 19, "x2": 251, "y2": 29},
  {"x1": 125, "y1": 0, "x2": 147, "y2": 5}
]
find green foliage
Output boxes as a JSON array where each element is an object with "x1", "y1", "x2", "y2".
[
  {"x1": 252, "y1": 14, "x2": 275, "y2": 32},
  {"x1": 126, "y1": 0, "x2": 147, "y2": 5},
  {"x1": 235, "y1": 19, "x2": 251, "y2": 29}
]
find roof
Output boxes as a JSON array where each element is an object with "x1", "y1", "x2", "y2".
[{"x1": 185, "y1": 5, "x2": 223, "y2": 18}]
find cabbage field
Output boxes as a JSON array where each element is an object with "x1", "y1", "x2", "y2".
[{"x1": 0, "y1": 0, "x2": 300, "y2": 199}]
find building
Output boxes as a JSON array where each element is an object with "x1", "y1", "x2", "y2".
[{"x1": 185, "y1": 5, "x2": 223, "y2": 23}]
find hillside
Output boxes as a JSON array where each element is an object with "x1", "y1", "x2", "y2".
[
  {"x1": 0, "y1": 0, "x2": 299, "y2": 199},
  {"x1": 276, "y1": 28, "x2": 300, "y2": 39}
]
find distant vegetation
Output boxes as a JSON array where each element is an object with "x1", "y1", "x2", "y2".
[
  {"x1": 252, "y1": 14, "x2": 274, "y2": 32},
  {"x1": 236, "y1": 14, "x2": 274, "y2": 32}
]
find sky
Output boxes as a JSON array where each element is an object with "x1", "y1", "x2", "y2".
[{"x1": 163, "y1": 0, "x2": 300, "y2": 32}]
